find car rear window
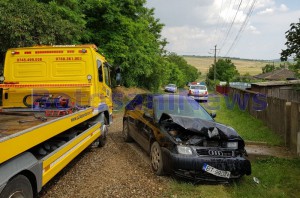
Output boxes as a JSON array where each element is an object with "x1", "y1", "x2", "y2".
[
  {"x1": 167, "y1": 84, "x2": 176, "y2": 87},
  {"x1": 190, "y1": 85, "x2": 206, "y2": 90}
]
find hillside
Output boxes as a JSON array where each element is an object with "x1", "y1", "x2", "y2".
[{"x1": 183, "y1": 56, "x2": 278, "y2": 76}]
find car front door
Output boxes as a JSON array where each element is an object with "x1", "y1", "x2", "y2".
[{"x1": 135, "y1": 96, "x2": 156, "y2": 153}]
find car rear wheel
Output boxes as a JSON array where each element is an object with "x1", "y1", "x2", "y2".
[
  {"x1": 0, "y1": 175, "x2": 33, "y2": 198},
  {"x1": 123, "y1": 120, "x2": 133, "y2": 142},
  {"x1": 151, "y1": 142, "x2": 164, "y2": 175}
]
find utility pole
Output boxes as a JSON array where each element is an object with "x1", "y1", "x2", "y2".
[
  {"x1": 214, "y1": 45, "x2": 217, "y2": 83},
  {"x1": 210, "y1": 45, "x2": 219, "y2": 84}
]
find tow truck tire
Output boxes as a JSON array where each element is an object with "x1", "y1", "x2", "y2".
[
  {"x1": 0, "y1": 175, "x2": 33, "y2": 198},
  {"x1": 98, "y1": 116, "x2": 108, "y2": 147}
]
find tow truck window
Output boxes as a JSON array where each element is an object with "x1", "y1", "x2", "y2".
[
  {"x1": 97, "y1": 60, "x2": 103, "y2": 82},
  {"x1": 104, "y1": 62, "x2": 111, "y2": 87}
]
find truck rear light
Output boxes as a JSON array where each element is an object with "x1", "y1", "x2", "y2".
[
  {"x1": 79, "y1": 49, "x2": 87, "y2": 53},
  {"x1": 188, "y1": 90, "x2": 192, "y2": 95},
  {"x1": 11, "y1": 51, "x2": 20, "y2": 55},
  {"x1": 205, "y1": 91, "x2": 208, "y2": 95}
]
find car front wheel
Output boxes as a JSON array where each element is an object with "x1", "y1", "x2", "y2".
[
  {"x1": 151, "y1": 141, "x2": 164, "y2": 175},
  {"x1": 123, "y1": 120, "x2": 133, "y2": 142}
]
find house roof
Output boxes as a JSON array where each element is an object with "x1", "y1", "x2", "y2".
[
  {"x1": 251, "y1": 79, "x2": 300, "y2": 87},
  {"x1": 254, "y1": 68, "x2": 296, "y2": 80}
]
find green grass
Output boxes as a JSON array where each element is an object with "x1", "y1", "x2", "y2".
[
  {"x1": 167, "y1": 157, "x2": 300, "y2": 198},
  {"x1": 228, "y1": 157, "x2": 300, "y2": 198},
  {"x1": 167, "y1": 181, "x2": 231, "y2": 198},
  {"x1": 202, "y1": 95, "x2": 283, "y2": 146}
]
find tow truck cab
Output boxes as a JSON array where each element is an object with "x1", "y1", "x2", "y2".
[{"x1": 0, "y1": 45, "x2": 113, "y2": 197}]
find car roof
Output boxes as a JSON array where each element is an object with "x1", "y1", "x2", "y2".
[{"x1": 135, "y1": 94, "x2": 190, "y2": 100}]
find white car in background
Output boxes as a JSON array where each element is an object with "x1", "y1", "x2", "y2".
[
  {"x1": 188, "y1": 85, "x2": 208, "y2": 102},
  {"x1": 164, "y1": 84, "x2": 177, "y2": 93}
]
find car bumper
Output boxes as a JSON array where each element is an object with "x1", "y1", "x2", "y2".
[
  {"x1": 165, "y1": 89, "x2": 176, "y2": 93},
  {"x1": 188, "y1": 95, "x2": 208, "y2": 101},
  {"x1": 162, "y1": 148, "x2": 251, "y2": 182}
]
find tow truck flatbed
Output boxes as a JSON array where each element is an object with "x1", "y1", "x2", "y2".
[{"x1": 0, "y1": 107, "x2": 97, "y2": 164}]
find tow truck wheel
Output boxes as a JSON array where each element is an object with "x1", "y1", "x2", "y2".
[
  {"x1": 123, "y1": 120, "x2": 133, "y2": 142},
  {"x1": 98, "y1": 117, "x2": 108, "y2": 147},
  {"x1": 0, "y1": 175, "x2": 33, "y2": 198},
  {"x1": 151, "y1": 142, "x2": 164, "y2": 176}
]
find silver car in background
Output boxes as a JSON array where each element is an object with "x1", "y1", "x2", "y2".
[
  {"x1": 188, "y1": 85, "x2": 208, "y2": 101},
  {"x1": 164, "y1": 84, "x2": 177, "y2": 93}
]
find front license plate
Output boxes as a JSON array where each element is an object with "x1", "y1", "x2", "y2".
[{"x1": 202, "y1": 163, "x2": 231, "y2": 178}]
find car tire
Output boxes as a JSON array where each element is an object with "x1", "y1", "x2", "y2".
[
  {"x1": 150, "y1": 141, "x2": 164, "y2": 176},
  {"x1": 123, "y1": 120, "x2": 133, "y2": 142},
  {"x1": 98, "y1": 116, "x2": 108, "y2": 147},
  {"x1": 0, "y1": 175, "x2": 33, "y2": 198}
]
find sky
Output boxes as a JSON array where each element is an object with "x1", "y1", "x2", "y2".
[{"x1": 145, "y1": 0, "x2": 300, "y2": 60}]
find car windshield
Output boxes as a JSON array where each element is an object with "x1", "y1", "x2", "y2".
[
  {"x1": 153, "y1": 95, "x2": 213, "y2": 121},
  {"x1": 167, "y1": 84, "x2": 176, "y2": 87},
  {"x1": 190, "y1": 85, "x2": 206, "y2": 90}
]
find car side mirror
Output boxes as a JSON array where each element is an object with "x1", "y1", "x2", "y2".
[{"x1": 210, "y1": 112, "x2": 216, "y2": 118}]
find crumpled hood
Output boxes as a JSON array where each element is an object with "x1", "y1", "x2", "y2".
[{"x1": 159, "y1": 113, "x2": 241, "y2": 140}]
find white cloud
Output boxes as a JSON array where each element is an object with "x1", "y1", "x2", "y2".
[
  {"x1": 258, "y1": 8, "x2": 274, "y2": 15},
  {"x1": 220, "y1": 8, "x2": 247, "y2": 24},
  {"x1": 146, "y1": 0, "x2": 299, "y2": 59},
  {"x1": 278, "y1": 4, "x2": 289, "y2": 12},
  {"x1": 255, "y1": 0, "x2": 276, "y2": 10},
  {"x1": 162, "y1": 26, "x2": 214, "y2": 54},
  {"x1": 257, "y1": 3, "x2": 289, "y2": 15},
  {"x1": 247, "y1": 25, "x2": 260, "y2": 34}
]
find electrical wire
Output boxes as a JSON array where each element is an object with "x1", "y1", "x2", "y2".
[
  {"x1": 224, "y1": 0, "x2": 257, "y2": 57},
  {"x1": 219, "y1": 0, "x2": 243, "y2": 51}
]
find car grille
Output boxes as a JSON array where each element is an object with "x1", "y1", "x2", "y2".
[{"x1": 196, "y1": 149, "x2": 235, "y2": 157}]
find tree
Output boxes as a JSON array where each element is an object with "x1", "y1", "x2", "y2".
[
  {"x1": 80, "y1": 0, "x2": 168, "y2": 90},
  {"x1": 262, "y1": 64, "x2": 276, "y2": 73},
  {"x1": 281, "y1": 20, "x2": 300, "y2": 61},
  {"x1": 0, "y1": 0, "x2": 85, "y2": 64},
  {"x1": 207, "y1": 59, "x2": 239, "y2": 83},
  {"x1": 165, "y1": 53, "x2": 199, "y2": 87}
]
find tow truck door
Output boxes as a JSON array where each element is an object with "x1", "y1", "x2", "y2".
[{"x1": 97, "y1": 59, "x2": 113, "y2": 114}]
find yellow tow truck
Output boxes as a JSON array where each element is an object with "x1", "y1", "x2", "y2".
[{"x1": 0, "y1": 45, "x2": 113, "y2": 197}]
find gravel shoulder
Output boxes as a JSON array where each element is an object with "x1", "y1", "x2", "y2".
[{"x1": 39, "y1": 113, "x2": 171, "y2": 198}]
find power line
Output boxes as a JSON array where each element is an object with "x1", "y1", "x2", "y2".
[
  {"x1": 224, "y1": 0, "x2": 257, "y2": 57},
  {"x1": 216, "y1": 0, "x2": 235, "y2": 45},
  {"x1": 219, "y1": 0, "x2": 243, "y2": 51}
]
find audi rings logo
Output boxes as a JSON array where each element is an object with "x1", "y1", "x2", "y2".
[{"x1": 208, "y1": 150, "x2": 223, "y2": 156}]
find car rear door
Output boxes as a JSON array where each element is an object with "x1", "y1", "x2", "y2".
[
  {"x1": 135, "y1": 95, "x2": 155, "y2": 152},
  {"x1": 126, "y1": 95, "x2": 143, "y2": 143}
]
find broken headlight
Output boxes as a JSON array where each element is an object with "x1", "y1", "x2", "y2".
[
  {"x1": 226, "y1": 142, "x2": 238, "y2": 149},
  {"x1": 177, "y1": 145, "x2": 193, "y2": 155}
]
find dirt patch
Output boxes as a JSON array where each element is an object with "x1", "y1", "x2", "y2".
[
  {"x1": 246, "y1": 144, "x2": 296, "y2": 160},
  {"x1": 39, "y1": 113, "x2": 171, "y2": 198},
  {"x1": 112, "y1": 86, "x2": 148, "y2": 112}
]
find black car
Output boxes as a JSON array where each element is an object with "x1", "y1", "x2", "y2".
[{"x1": 123, "y1": 94, "x2": 251, "y2": 182}]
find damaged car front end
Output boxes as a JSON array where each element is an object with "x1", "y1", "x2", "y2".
[
  {"x1": 123, "y1": 94, "x2": 251, "y2": 183},
  {"x1": 158, "y1": 113, "x2": 251, "y2": 182}
]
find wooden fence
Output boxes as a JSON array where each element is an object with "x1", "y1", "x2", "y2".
[{"x1": 229, "y1": 87, "x2": 300, "y2": 156}]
